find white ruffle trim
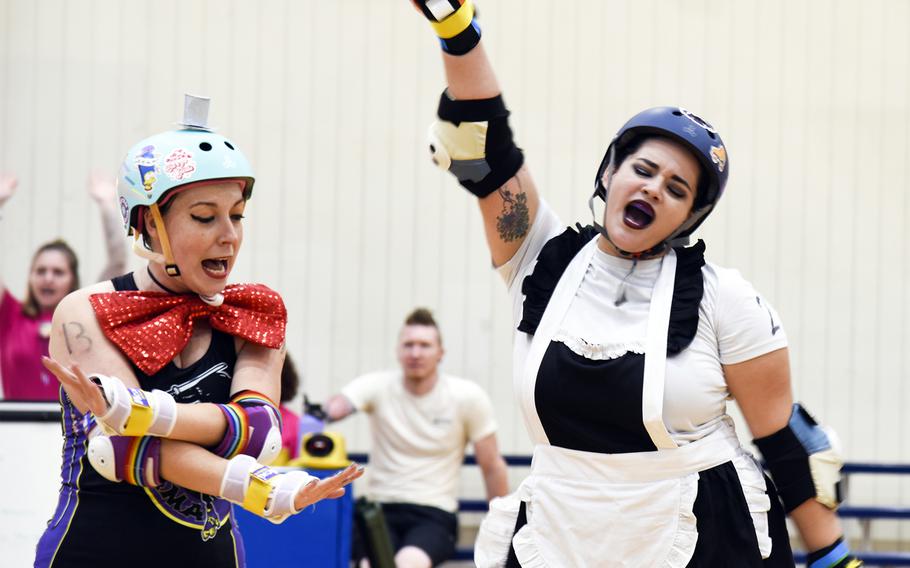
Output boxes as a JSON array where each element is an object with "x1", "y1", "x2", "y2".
[
  {"x1": 733, "y1": 451, "x2": 773, "y2": 558},
  {"x1": 474, "y1": 494, "x2": 523, "y2": 568},
  {"x1": 553, "y1": 331, "x2": 646, "y2": 360},
  {"x1": 512, "y1": 523, "x2": 550, "y2": 568},
  {"x1": 662, "y1": 473, "x2": 700, "y2": 567}
]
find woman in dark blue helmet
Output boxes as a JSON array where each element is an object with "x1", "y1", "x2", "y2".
[{"x1": 410, "y1": 2, "x2": 860, "y2": 567}]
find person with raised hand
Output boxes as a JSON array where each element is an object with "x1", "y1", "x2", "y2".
[
  {"x1": 0, "y1": 172, "x2": 127, "y2": 401},
  {"x1": 410, "y1": 3, "x2": 860, "y2": 567},
  {"x1": 34, "y1": 95, "x2": 362, "y2": 568}
]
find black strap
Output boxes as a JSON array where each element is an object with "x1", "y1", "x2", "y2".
[
  {"x1": 437, "y1": 90, "x2": 508, "y2": 124},
  {"x1": 111, "y1": 272, "x2": 138, "y2": 292}
]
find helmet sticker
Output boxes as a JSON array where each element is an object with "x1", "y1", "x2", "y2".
[
  {"x1": 222, "y1": 155, "x2": 236, "y2": 169},
  {"x1": 679, "y1": 107, "x2": 718, "y2": 135},
  {"x1": 710, "y1": 145, "x2": 727, "y2": 173},
  {"x1": 164, "y1": 148, "x2": 197, "y2": 181},
  {"x1": 135, "y1": 145, "x2": 159, "y2": 195},
  {"x1": 119, "y1": 196, "x2": 130, "y2": 228}
]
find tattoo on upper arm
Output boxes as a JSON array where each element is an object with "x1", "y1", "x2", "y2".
[
  {"x1": 495, "y1": 178, "x2": 530, "y2": 242},
  {"x1": 62, "y1": 322, "x2": 93, "y2": 354}
]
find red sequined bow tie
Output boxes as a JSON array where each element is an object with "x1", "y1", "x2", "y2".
[{"x1": 89, "y1": 284, "x2": 287, "y2": 375}]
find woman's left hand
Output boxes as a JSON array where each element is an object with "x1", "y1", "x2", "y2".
[
  {"x1": 293, "y1": 463, "x2": 365, "y2": 510},
  {"x1": 42, "y1": 356, "x2": 109, "y2": 416}
]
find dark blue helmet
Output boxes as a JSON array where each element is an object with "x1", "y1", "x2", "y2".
[{"x1": 595, "y1": 106, "x2": 729, "y2": 240}]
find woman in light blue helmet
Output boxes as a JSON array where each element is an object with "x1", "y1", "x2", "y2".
[
  {"x1": 411, "y1": 3, "x2": 859, "y2": 568},
  {"x1": 35, "y1": 96, "x2": 362, "y2": 568}
]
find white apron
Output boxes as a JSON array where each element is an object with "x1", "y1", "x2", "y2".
[{"x1": 476, "y1": 238, "x2": 769, "y2": 568}]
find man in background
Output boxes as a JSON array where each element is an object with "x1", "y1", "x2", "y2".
[{"x1": 327, "y1": 308, "x2": 509, "y2": 568}]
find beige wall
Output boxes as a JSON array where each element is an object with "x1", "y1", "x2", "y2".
[{"x1": 2, "y1": 0, "x2": 910, "y2": 542}]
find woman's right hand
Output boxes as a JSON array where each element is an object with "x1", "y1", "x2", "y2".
[
  {"x1": 41, "y1": 356, "x2": 108, "y2": 416},
  {"x1": 0, "y1": 173, "x2": 17, "y2": 208},
  {"x1": 293, "y1": 462, "x2": 365, "y2": 510},
  {"x1": 88, "y1": 171, "x2": 117, "y2": 205}
]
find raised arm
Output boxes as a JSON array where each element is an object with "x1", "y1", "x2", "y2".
[
  {"x1": 725, "y1": 348, "x2": 860, "y2": 566},
  {"x1": 414, "y1": 2, "x2": 540, "y2": 266},
  {"x1": 88, "y1": 173, "x2": 128, "y2": 282},
  {"x1": 0, "y1": 173, "x2": 18, "y2": 298}
]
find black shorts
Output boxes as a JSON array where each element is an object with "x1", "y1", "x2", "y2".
[{"x1": 354, "y1": 502, "x2": 458, "y2": 567}]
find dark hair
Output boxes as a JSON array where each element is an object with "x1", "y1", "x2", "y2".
[
  {"x1": 23, "y1": 239, "x2": 80, "y2": 318},
  {"x1": 613, "y1": 134, "x2": 709, "y2": 209},
  {"x1": 403, "y1": 307, "x2": 442, "y2": 343},
  {"x1": 404, "y1": 307, "x2": 438, "y2": 327},
  {"x1": 280, "y1": 353, "x2": 300, "y2": 403}
]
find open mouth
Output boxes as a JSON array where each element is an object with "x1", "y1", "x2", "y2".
[
  {"x1": 201, "y1": 258, "x2": 230, "y2": 279},
  {"x1": 623, "y1": 200, "x2": 655, "y2": 230}
]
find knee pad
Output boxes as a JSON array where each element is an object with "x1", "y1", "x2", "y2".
[
  {"x1": 220, "y1": 454, "x2": 316, "y2": 524},
  {"x1": 89, "y1": 373, "x2": 177, "y2": 437},
  {"x1": 753, "y1": 403, "x2": 843, "y2": 512},
  {"x1": 84, "y1": 415, "x2": 162, "y2": 487},
  {"x1": 429, "y1": 90, "x2": 524, "y2": 198},
  {"x1": 213, "y1": 390, "x2": 283, "y2": 464}
]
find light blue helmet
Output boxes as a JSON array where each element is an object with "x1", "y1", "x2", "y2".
[{"x1": 116, "y1": 96, "x2": 255, "y2": 237}]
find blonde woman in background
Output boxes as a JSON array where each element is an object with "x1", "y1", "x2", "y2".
[{"x1": 0, "y1": 173, "x2": 126, "y2": 401}]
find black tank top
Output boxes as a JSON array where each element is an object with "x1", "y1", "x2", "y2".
[
  {"x1": 111, "y1": 273, "x2": 235, "y2": 403},
  {"x1": 38, "y1": 274, "x2": 244, "y2": 568}
]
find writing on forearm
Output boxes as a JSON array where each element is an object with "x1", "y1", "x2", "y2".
[
  {"x1": 62, "y1": 322, "x2": 93, "y2": 354},
  {"x1": 495, "y1": 179, "x2": 530, "y2": 242}
]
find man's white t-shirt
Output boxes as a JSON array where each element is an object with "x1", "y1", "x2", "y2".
[{"x1": 342, "y1": 371, "x2": 497, "y2": 513}]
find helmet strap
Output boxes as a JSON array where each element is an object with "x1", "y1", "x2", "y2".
[
  {"x1": 149, "y1": 203, "x2": 181, "y2": 277},
  {"x1": 665, "y1": 203, "x2": 714, "y2": 245},
  {"x1": 131, "y1": 235, "x2": 167, "y2": 265}
]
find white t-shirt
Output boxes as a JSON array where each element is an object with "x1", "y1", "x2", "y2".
[
  {"x1": 498, "y1": 201, "x2": 788, "y2": 444},
  {"x1": 342, "y1": 371, "x2": 498, "y2": 512}
]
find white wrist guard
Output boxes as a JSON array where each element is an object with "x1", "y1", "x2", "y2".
[
  {"x1": 90, "y1": 374, "x2": 177, "y2": 437},
  {"x1": 220, "y1": 455, "x2": 317, "y2": 524}
]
